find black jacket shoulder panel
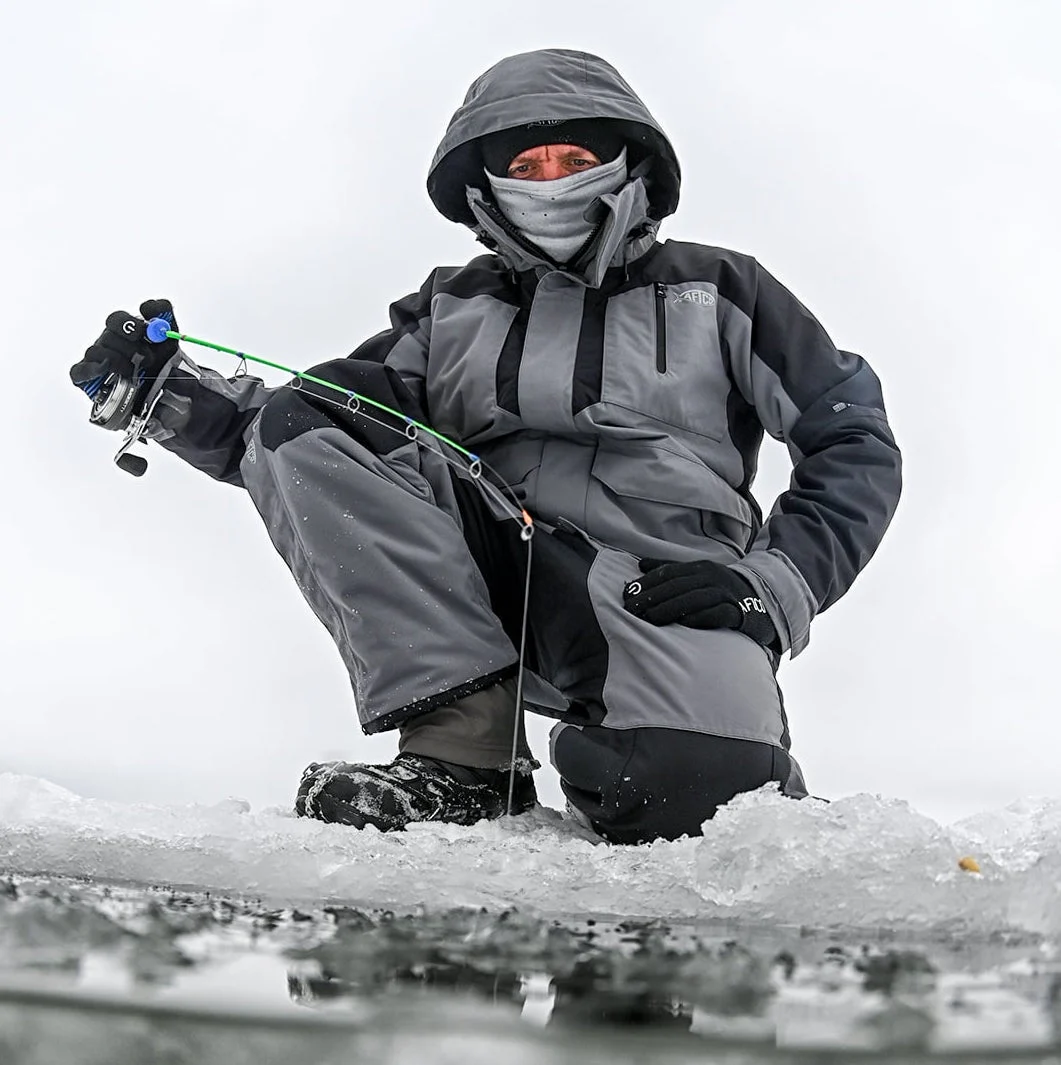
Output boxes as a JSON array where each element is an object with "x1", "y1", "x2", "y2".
[
  {"x1": 431, "y1": 255, "x2": 521, "y2": 305},
  {"x1": 645, "y1": 241, "x2": 758, "y2": 317}
]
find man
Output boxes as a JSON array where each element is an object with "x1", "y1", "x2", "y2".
[{"x1": 70, "y1": 49, "x2": 901, "y2": 845}]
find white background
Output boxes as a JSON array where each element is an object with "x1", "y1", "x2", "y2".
[{"x1": 2, "y1": 0, "x2": 1057, "y2": 825}]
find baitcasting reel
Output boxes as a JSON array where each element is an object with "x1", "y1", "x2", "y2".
[
  {"x1": 89, "y1": 370, "x2": 163, "y2": 477},
  {"x1": 88, "y1": 316, "x2": 175, "y2": 477}
]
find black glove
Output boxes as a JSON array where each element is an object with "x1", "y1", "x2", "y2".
[
  {"x1": 70, "y1": 298, "x2": 179, "y2": 400},
  {"x1": 623, "y1": 557, "x2": 778, "y2": 648}
]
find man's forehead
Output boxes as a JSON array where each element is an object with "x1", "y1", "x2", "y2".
[{"x1": 510, "y1": 143, "x2": 597, "y2": 158}]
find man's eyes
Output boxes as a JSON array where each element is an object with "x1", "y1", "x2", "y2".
[{"x1": 505, "y1": 156, "x2": 598, "y2": 177}]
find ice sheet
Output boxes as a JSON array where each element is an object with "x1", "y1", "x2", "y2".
[{"x1": 1, "y1": 773, "x2": 1059, "y2": 934}]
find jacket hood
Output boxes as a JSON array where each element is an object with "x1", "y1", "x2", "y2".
[{"x1": 428, "y1": 49, "x2": 681, "y2": 227}]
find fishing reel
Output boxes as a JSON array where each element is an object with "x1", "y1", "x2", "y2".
[
  {"x1": 89, "y1": 368, "x2": 163, "y2": 477},
  {"x1": 87, "y1": 316, "x2": 175, "y2": 477}
]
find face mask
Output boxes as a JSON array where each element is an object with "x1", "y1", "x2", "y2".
[{"x1": 485, "y1": 148, "x2": 628, "y2": 264}]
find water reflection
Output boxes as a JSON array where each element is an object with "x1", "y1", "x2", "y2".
[
  {"x1": 3, "y1": 876, "x2": 1061, "y2": 1059},
  {"x1": 289, "y1": 955, "x2": 703, "y2": 1033},
  {"x1": 286, "y1": 907, "x2": 773, "y2": 1030},
  {"x1": 280, "y1": 906, "x2": 1061, "y2": 1053}
]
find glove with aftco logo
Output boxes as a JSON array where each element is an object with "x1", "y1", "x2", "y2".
[
  {"x1": 70, "y1": 299, "x2": 180, "y2": 402},
  {"x1": 623, "y1": 558, "x2": 778, "y2": 648}
]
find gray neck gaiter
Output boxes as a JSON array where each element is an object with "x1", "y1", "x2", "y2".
[{"x1": 485, "y1": 148, "x2": 628, "y2": 264}]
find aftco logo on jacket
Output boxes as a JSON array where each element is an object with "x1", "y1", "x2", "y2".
[{"x1": 674, "y1": 289, "x2": 716, "y2": 306}]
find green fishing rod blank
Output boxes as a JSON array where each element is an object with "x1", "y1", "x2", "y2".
[
  {"x1": 159, "y1": 328, "x2": 479, "y2": 461},
  {"x1": 145, "y1": 320, "x2": 534, "y2": 533}
]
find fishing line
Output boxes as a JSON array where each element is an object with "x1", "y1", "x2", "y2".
[
  {"x1": 506, "y1": 534, "x2": 533, "y2": 817},
  {"x1": 104, "y1": 319, "x2": 536, "y2": 811},
  {"x1": 259, "y1": 373, "x2": 538, "y2": 807}
]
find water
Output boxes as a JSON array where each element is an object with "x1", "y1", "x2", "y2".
[{"x1": 1, "y1": 773, "x2": 1060, "y2": 1063}]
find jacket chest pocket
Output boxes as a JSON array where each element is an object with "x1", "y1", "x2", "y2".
[{"x1": 599, "y1": 284, "x2": 732, "y2": 441}]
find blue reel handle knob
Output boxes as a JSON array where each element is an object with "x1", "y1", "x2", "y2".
[{"x1": 145, "y1": 318, "x2": 173, "y2": 344}]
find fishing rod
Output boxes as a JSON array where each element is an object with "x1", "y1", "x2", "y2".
[
  {"x1": 88, "y1": 316, "x2": 536, "y2": 816},
  {"x1": 91, "y1": 317, "x2": 534, "y2": 540}
]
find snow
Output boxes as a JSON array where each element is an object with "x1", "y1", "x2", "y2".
[{"x1": 2, "y1": 773, "x2": 1060, "y2": 935}]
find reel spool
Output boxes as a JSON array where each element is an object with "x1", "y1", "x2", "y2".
[
  {"x1": 89, "y1": 372, "x2": 157, "y2": 477},
  {"x1": 89, "y1": 372, "x2": 145, "y2": 433}
]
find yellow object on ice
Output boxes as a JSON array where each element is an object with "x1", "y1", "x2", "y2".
[{"x1": 958, "y1": 856, "x2": 981, "y2": 873}]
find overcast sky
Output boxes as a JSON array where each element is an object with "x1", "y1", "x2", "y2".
[{"x1": 1, "y1": 0, "x2": 1058, "y2": 826}]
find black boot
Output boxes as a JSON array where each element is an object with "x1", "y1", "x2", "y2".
[{"x1": 295, "y1": 753, "x2": 538, "y2": 831}]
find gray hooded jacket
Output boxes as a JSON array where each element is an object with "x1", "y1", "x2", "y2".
[{"x1": 150, "y1": 48, "x2": 901, "y2": 664}]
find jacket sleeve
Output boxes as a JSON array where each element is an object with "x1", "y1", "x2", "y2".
[
  {"x1": 145, "y1": 359, "x2": 276, "y2": 486},
  {"x1": 724, "y1": 259, "x2": 902, "y2": 657},
  {"x1": 145, "y1": 273, "x2": 437, "y2": 487}
]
